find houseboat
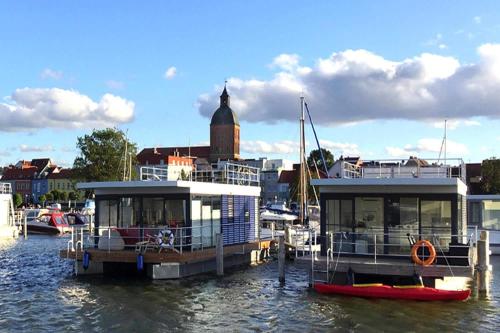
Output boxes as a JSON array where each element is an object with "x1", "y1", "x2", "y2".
[
  {"x1": 297, "y1": 157, "x2": 475, "y2": 293},
  {"x1": 468, "y1": 194, "x2": 500, "y2": 254},
  {"x1": 0, "y1": 183, "x2": 20, "y2": 239},
  {"x1": 61, "y1": 163, "x2": 272, "y2": 279}
]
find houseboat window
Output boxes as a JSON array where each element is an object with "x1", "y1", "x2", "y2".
[
  {"x1": 387, "y1": 197, "x2": 419, "y2": 254},
  {"x1": 165, "y1": 200, "x2": 186, "y2": 228},
  {"x1": 119, "y1": 197, "x2": 138, "y2": 228},
  {"x1": 354, "y1": 197, "x2": 383, "y2": 254},
  {"x1": 142, "y1": 197, "x2": 164, "y2": 227},
  {"x1": 98, "y1": 199, "x2": 119, "y2": 227},
  {"x1": 421, "y1": 200, "x2": 452, "y2": 249},
  {"x1": 482, "y1": 200, "x2": 500, "y2": 230},
  {"x1": 468, "y1": 201, "x2": 481, "y2": 226}
]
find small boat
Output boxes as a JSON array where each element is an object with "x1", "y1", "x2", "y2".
[
  {"x1": 313, "y1": 283, "x2": 471, "y2": 301},
  {"x1": 25, "y1": 212, "x2": 70, "y2": 235}
]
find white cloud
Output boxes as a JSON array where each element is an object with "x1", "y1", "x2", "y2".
[
  {"x1": 431, "y1": 119, "x2": 481, "y2": 130},
  {"x1": 438, "y1": 44, "x2": 448, "y2": 50},
  {"x1": 40, "y1": 68, "x2": 63, "y2": 80},
  {"x1": 474, "y1": 16, "x2": 482, "y2": 24},
  {"x1": 0, "y1": 149, "x2": 11, "y2": 157},
  {"x1": 19, "y1": 144, "x2": 54, "y2": 152},
  {"x1": 386, "y1": 138, "x2": 468, "y2": 158},
  {"x1": 106, "y1": 80, "x2": 125, "y2": 90},
  {"x1": 164, "y1": 66, "x2": 177, "y2": 80},
  {"x1": 319, "y1": 139, "x2": 360, "y2": 156},
  {"x1": 197, "y1": 45, "x2": 500, "y2": 125},
  {"x1": 241, "y1": 140, "x2": 299, "y2": 154},
  {"x1": 0, "y1": 88, "x2": 135, "y2": 132}
]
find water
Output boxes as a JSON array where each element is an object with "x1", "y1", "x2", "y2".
[{"x1": 0, "y1": 235, "x2": 499, "y2": 332}]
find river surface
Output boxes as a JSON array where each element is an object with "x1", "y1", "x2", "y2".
[{"x1": 0, "y1": 235, "x2": 499, "y2": 332}]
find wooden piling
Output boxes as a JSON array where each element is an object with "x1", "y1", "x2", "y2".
[
  {"x1": 216, "y1": 233, "x2": 224, "y2": 276},
  {"x1": 476, "y1": 230, "x2": 491, "y2": 293},
  {"x1": 23, "y1": 214, "x2": 27, "y2": 240},
  {"x1": 278, "y1": 235, "x2": 285, "y2": 284}
]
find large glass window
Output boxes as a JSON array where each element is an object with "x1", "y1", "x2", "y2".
[
  {"x1": 483, "y1": 200, "x2": 500, "y2": 230},
  {"x1": 142, "y1": 197, "x2": 164, "y2": 227},
  {"x1": 387, "y1": 197, "x2": 419, "y2": 254},
  {"x1": 421, "y1": 200, "x2": 452, "y2": 249},
  {"x1": 355, "y1": 197, "x2": 383, "y2": 254}
]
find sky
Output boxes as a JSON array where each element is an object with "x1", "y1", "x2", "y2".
[{"x1": 1, "y1": 1, "x2": 500, "y2": 168}]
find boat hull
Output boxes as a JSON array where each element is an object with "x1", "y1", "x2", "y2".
[{"x1": 314, "y1": 283, "x2": 471, "y2": 301}]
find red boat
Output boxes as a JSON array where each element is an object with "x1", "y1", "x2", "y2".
[
  {"x1": 314, "y1": 283, "x2": 471, "y2": 301},
  {"x1": 25, "y1": 212, "x2": 70, "y2": 235}
]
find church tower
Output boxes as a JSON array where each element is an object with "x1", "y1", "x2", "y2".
[{"x1": 209, "y1": 85, "x2": 240, "y2": 162}]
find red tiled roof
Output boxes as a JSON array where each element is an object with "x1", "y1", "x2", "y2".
[
  {"x1": 137, "y1": 146, "x2": 210, "y2": 165},
  {"x1": 48, "y1": 169, "x2": 73, "y2": 179},
  {"x1": 1, "y1": 166, "x2": 37, "y2": 180}
]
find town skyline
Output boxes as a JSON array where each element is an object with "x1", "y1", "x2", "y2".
[{"x1": 2, "y1": 1, "x2": 500, "y2": 168}]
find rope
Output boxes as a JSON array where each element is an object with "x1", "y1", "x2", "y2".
[
  {"x1": 329, "y1": 232, "x2": 344, "y2": 283},
  {"x1": 433, "y1": 234, "x2": 454, "y2": 278}
]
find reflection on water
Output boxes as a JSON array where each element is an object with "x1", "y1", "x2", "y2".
[{"x1": 0, "y1": 235, "x2": 499, "y2": 332}]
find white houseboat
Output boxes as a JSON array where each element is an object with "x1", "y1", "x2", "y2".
[
  {"x1": 301, "y1": 157, "x2": 475, "y2": 290},
  {"x1": 0, "y1": 183, "x2": 20, "y2": 239},
  {"x1": 61, "y1": 163, "x2": 272, "y2": 279},
  {"x1": 468, "y1": 194, "x2": 500, "y2": 254}
]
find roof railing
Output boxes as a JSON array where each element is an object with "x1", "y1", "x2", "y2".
[
  {"x1": 139, "y1": 162, "x2": 260, "y2": 186},
  {"x1": 338, "y1": 158, "x2": 465, "y2": 181}
]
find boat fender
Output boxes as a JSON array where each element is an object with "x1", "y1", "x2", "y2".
[
  {"x1": 157, "y1": 229, "x2": 175, "y2": 248},
  {"x1": 82, "y1": 251, "x2": 90, "y2": 270},
  {"x1": 137, "y1": 254, "x2": 144, "y2": 271},
  {"x1": 411, "y1": 240, "x2": 436, "y2": 266}
]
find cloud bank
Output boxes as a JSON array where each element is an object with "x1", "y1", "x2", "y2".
[
  {"x1": 197, "y1": 44, "x2": 500, "y2": 125},
  {"x1": 0, "y1": 88, "x2": 135, "y2": 132},
  {"x1": 386, "y1": 138, "x2": 468, "y2": 158}
]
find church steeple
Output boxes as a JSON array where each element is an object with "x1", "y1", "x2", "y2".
[{"x1": 220, "y1": 82, "x2": 230, "y2": 107}]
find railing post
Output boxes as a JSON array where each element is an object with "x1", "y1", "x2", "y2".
[
  {"x1": 374, "y1": 235, "x2": 377, "y2": 264},
  {"x1": 216, "y1": 233, "x2": 224, "y2": 276}
]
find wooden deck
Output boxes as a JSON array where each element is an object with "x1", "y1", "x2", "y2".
[
  {"x1": 296, "y1": 255, "x2": 474, "y2": 278},
  {"x1": 61, "y1": 240, "x2": 272, "y2": 265}
]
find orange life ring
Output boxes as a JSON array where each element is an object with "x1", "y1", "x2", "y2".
[{"x1": 411, "y1": 240, "x2": 436, "y2": 266}]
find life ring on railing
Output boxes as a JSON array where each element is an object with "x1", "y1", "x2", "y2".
[
  {"x1": 411, "y1": 240, "x2": 436, "y2": 266},
  {"x1": 157, "y1": 229, "x2": 174, "y2": 248}
]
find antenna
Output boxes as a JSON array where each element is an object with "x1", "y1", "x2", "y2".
[{"x1": 437, "y1": 119, "x2": 447, "y2": 164}]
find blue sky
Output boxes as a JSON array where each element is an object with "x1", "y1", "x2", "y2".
[{"x1": 1, "y1": 1, "x2": 500, "y2": 168}]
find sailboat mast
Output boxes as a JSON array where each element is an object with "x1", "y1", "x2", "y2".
[
  {"x1": 444, "y1": 119, "x2": 447, "y2": 162},
  {"x1": 299, "y1": 96, "x2": 308, "y2": 225}
]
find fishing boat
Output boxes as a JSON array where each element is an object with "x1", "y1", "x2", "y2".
[
  {"x1": 25, "y1": 212, "x2": 70, "y2": 235},
  {"x1": 314, "y1": 283, "x2": 471, "y2": 301}
]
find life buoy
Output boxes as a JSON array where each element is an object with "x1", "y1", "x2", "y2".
[
  {"x1": 411, "y1": 240, "x2": 436, "y2": 266},
  {"x1": 157, "y1": 229, "x2": 175, "y2": 248}
]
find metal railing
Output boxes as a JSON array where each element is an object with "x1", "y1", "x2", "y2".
[
  {"x1": 67, "y1": 222, "x2": 259, "y2": 255},
  {"x1": 0, "y1": 183, "x2": 12, "y2": 194},
  {"x1": 139, "y1": 162, "x2": 260, "y2": 186},
  {"x1": 338, "y1": 158, "x2": 466, "y2": 181}
]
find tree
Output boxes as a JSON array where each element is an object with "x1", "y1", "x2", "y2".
[
  {"x1": 481, "y1": 157, "x2": 500, "y2": 194},
  {"x1": 39, "y1": 195, "x2": 46, "y2": 207},
  {"x1": 45, "y1": 193, "x2": 53, "y2": 202},
  {"x1": 13, "y1": 193, "x2": 22, "y2": 208},
  {"x1": 307, "y1": 148, "x2": 334, "y2": 173},
  {"x1": 59, "y1": 191, "x2": 68, "y2": 202},
  {"x1": 73, "y1": 128, "x2": 138, "y2": 182},
  {"x1": 68, "y1": 191, "x2": 80, "y2": 201},
  {"x1": 50, "y1": 190, "x2": 61, "y2": 201}
]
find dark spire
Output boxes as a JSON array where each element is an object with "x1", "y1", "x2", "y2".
[{"x1": 220, "y1": 81, "x2": 230, "y2": 107}]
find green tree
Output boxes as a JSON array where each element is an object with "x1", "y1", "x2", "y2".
[
  {"x1": 60, "y1": 191, "x2": 68, "y2": 202},
  {"x1": 307, "y1": 148, "x2": 334, "y2": 173},
  {"x1": 50, "y1": 190, "x2": 61, "y2": 201},
  {"x1": 45, "y1": 192, "x2": 53, "y2": 202},
  {"x1": 73, "y1": 128, "x2": 138, "y2": 182},
  {"x1": 68, "y1": 191, "x2": 80, "y2": 201},
  {"x1": 13, "y1": 193, "x2": 22, "y2": 208},
  {"x1": 481, "y1": 157, "x2": 500, "y2": 194},
  {"x1": 39, "y1": 195, "x2": 46, "y2": 206}
]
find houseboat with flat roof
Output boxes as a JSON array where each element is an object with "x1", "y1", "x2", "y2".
[
  {"x1": 61, "y1": 162, "x2": 272, "y2": 279},
  {"x1": 468, "y1": 194, "x2": 500, "y2": 254},
  {"x1": 296, "y1": 157, "x2": 476, "y2": 291},
  {"x1": 0, "y1": 183, "x2": 20, "y2": 239}
]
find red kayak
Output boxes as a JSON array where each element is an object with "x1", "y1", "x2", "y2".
[{"x1": 314, "y1": 283, "x2": 471, "y2": 301}]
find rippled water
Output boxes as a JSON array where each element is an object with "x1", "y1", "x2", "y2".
[{"x1": 0, "y1": 235, "x2": 499, "y2": 332}]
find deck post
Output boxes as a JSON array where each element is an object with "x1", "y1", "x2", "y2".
[
  {"x1": 476, "y1": 230, "x2": 491, "y2": 294},
  {"x1": 278, "y1": 235, "x2": 285, "y2": 284},
  {"x1": 23, "y1": 214, "x2": 27, "y2": 240},
  {"x1": 216, "y1": 233, "x2": 224, "y2": 276},
  {"x1": 271, "y1": 222, "x2": 275, "y2": 240}
]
